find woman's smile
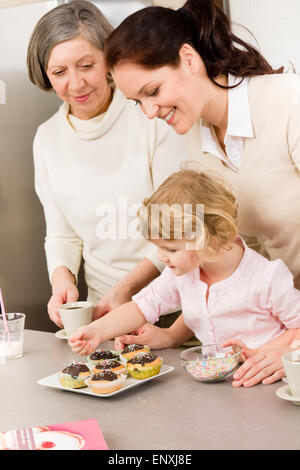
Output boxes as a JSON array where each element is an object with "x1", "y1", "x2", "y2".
[
  {"x1": 162, "y1": 107, "x2": 176, "y2": 125},
  {"x1": 47, "y1": 36, "x2": 112, "y2": 120},
  {"x1": 73, "y1": 92, "x2": 92, "y2": 103},
  {"x1": 112, "y1": 58, "x2": 205, "y2": 135}
]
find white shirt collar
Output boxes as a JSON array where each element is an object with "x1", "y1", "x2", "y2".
[
  {"x1": 226, "y1": 74, "x2": 254, "y2": 138},
  {"x1": 201, "y1": 74, "x2": 254, "y2": 171}
]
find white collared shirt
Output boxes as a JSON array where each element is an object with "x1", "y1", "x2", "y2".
[{"x1": 201, "y1": 74, "x2": 254, "y2": 171}]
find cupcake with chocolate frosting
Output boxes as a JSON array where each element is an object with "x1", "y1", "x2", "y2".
[
  {"x1": 92, "y1": 359, "x2": 126, "y2": 375},
  {"x1": 85, "y1": 370, "x2": 126, "y2": 394},
  {"x1": 126, "y1": 352, "x2": 162, "y2": 380},
  {"x1": 120, "y1": 344, "x2": 150, "y2": 361},
  {"x1": 88, "y1": 349, "x2": 120, "y2": 366},
  {"x1": 59, "y1": 361, "x2": 91, "y2": 388}
]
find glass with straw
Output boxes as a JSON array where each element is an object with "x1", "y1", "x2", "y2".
[{"x1": 0, "y1": 288, "x2": 25, "y2": 359}]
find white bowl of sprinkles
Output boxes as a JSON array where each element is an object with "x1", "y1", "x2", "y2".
[{"x1": 179, "y1": 344, "x2": 241, "y2": 383}]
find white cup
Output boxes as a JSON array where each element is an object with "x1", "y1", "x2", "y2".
[
  {"x1": 58, "y1": 301, "x2": 93, "y2": 336},
  {"x1": 282, "y1": 351, "x2": 300, "y2": 397}
]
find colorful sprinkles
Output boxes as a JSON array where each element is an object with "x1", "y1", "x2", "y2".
[{"x1": 185, "y1": 354, "x2": 239, "y2": 381}]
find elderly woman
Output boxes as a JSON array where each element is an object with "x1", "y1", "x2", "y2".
[
  {"x1": 103, "y1": 0, "x2": 300, "y2": 385},
  {"x1": 27, "y1": 0, "x2": 187, "y2": 329}
]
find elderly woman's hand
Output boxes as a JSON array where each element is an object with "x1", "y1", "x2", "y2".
[
  {"x1": 48, "y1": 267, "x2": 79, "y2": 328},
  {"x1": 93, "y1": 282, "x2": 134, "y2": 320},
  {"x1": 93, "y1": 259, "x2": 160, "y2": 320},
  {"x1": 48, "y1": 286, "x2": 79, "y2": 328},
  {"x1": 222, "y1": 338, "x2": 286, "y2": 387}
]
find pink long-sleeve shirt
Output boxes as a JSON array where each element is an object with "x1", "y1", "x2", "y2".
[{"x1": 132, "y1": 240, "x2": 300, "y2": 348}]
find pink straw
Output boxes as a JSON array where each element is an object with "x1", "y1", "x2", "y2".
[{"x1": 0, "y1": 288, "x2": 10, "y2": 343}]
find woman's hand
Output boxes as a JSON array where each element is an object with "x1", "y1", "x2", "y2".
[
  {"x1": 93, "y1": 282, "x2": 135, "y2": 320},
  {"x1": 48, "y1": 266, "x2": 78, "y2": 328},
  {"x1": 222, "y1": 338, "x2": 257, "y2": 363},
  {"x1": 223, "y1": 338, "x2": 286, "y2": 387},
  {"x1": 114, "y1": 323, "x2": 174, "y2": 350},
  {"x1": 93, "y1": 258, "x2": 160, "y2": 320},
  {"x1": 232, "y1": 350, "x2": 286, "y2": 387}
]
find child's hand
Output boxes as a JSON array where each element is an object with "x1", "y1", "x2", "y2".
[{"x1": 68, "y1": 324, "x2": 101, "y2": 356}]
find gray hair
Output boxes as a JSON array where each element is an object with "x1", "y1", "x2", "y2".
[{"x1": 27, "y1": 0, "x2": 114, "y2": 91}]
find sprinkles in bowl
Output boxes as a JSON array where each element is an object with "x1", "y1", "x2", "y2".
[{"x1": 180, "y1": 344, "x2": 241, "y2": 383}]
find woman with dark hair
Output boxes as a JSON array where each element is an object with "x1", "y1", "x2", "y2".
[{"x1": 105, "y1": 0, "x2": 300, "y2": 386}]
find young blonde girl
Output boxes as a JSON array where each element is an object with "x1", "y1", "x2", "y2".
[{"x1": 69, "y1": 170, "x2": 300, "y2": 377}]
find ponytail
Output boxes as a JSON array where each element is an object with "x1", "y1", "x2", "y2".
[
  {"x1": 183, "y1": 0, "x2": 283, "y2": 86},
  {"x1": 105, "y1": 0, "x2": 283, "y2": 87}
]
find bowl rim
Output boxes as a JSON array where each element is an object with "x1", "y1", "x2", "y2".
[{"x1": 179, "y1": 343, "x2": 242, "y2": 362}]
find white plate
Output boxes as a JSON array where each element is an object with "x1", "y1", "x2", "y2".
[
  {"x1": 37, "y1": 365, "x2": 175, "y2": 398},
  {"x1": 276, "y1": 384, "x2": 300, "y2": 406},
  {"x1": 55, "y1": 329, "x2": 69, "y2": 340}
]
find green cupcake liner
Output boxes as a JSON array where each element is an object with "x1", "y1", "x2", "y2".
[
  {"x1": 127, "y1": 364, "x2": 162, "y2": 380},
  {"x1": 59, "y1": 374, "x2": 88, "y2": 389}
]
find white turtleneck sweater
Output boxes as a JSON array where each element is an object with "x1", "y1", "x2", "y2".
[{"x1": 33, "y1": 88, "x2": 187, "y2": 305}]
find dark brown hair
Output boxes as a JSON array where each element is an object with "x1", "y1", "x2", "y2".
[{"x1": 105, "y1": 0, "x2": 283, "y2": 88}]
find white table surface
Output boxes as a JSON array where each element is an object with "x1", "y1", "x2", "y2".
[{"x1": 0, "y1": 329, "x2": 299, "y2": 450}]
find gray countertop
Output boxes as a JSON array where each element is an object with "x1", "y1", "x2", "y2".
[{"x1": 1, "y1": 329, "x2": 299, "y2": 450}]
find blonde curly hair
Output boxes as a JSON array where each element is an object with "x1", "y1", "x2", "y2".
[{"x1": 140, "y1": 169, "x2": 238, "y2": 256}]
